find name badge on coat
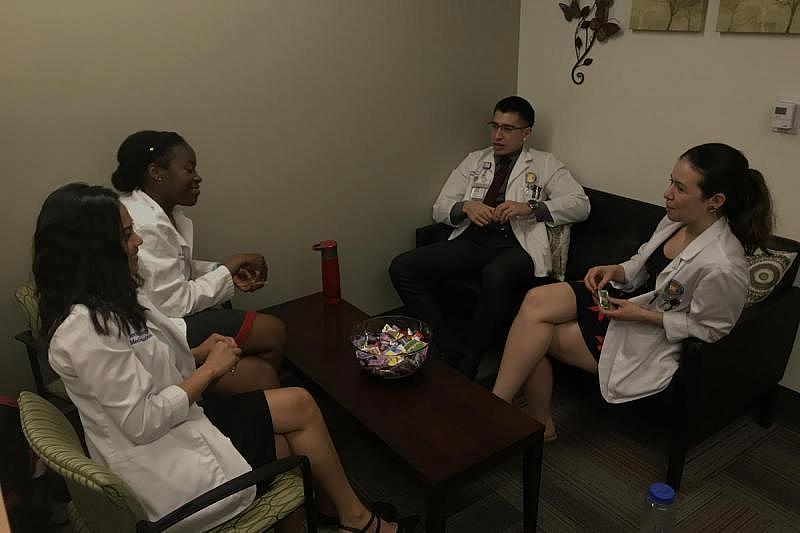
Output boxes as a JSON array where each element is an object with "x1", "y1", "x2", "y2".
[
  {"x1": 525, "y1": 171, "x2": 543, "y2": 202},
  {"x1": 650, "y1": 279, "x2": 685, "y2": 311},
  {"x1": 470, "y1": 161, "x2": 493, "y2": 200}
]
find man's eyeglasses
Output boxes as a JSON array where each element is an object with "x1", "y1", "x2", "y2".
[{"x1": 487, "y1": 122, "x2": 529, "y2": 133}]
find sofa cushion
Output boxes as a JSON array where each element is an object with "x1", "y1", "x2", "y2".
[
  {"x1": 566, "y1": 189, "x2": 665, "y2": 280},
  {"x1": 745, "y1": 248, "x2": 798, "y2": 307},
  {"x1": 547, "y1": 225, "x2": 570, "y2": 281}
]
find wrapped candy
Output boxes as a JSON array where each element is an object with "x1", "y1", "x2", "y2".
[
  {"x1": 355, "y1": 323, "x2": 428, "y2": 361},
  {"x1": 352, "y1": 318, "x2": 431, "y2": 378}
]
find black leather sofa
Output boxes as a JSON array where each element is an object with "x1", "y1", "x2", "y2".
[{"x1": 415, "y1": 187, "x2": 800, "y2": 489}]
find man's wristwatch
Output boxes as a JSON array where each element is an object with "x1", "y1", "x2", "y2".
[{"x1": 527, "y1": 199, "x2": 538, "y2": 216}]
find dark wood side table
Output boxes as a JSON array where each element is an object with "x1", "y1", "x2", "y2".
[{"x1": 262, "y1": 292, "x2": 543, "y2": 532}]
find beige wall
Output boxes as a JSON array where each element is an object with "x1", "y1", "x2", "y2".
[
  {"x1": 0, "y1": 0, "x2": 520, "y2": 395},
  {"x1": 518, "y1": 0, "x2": 800, "y2": 391}
]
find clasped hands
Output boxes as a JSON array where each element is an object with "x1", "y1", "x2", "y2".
[
  {"x1": 583, "y1": 264, "x2": 651, "y2": 322},
  {"x1": 463, "y1": 200, "x2": 533, "y2": 226},
  {"x1": 224, "y1": 253, "x2": 268, "y2": 292},
  {"x1": 192, "y1": 333, "x2": 242, "y2": 377}
]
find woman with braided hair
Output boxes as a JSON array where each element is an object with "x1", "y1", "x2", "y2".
[{"x1": 112, "y1": 130, "x2": 284, "y2": 394}]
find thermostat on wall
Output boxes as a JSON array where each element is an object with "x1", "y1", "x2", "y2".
[{"x1": 772, "y1": 100, "x2": 797, "y2": 133}]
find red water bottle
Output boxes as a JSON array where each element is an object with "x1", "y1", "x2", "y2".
[{"x1": 312, "y1": 240, "x2": 341, "y2": 304}]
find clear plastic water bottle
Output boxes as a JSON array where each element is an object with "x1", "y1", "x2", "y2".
[{"x1": 639, "y1": 482, "x2": 676, "y2": 532}]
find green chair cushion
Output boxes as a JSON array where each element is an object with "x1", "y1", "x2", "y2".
[
  {"x1": 19, "y1": 391, "x2": 307, "y2": 533},
  {"x1": 206, "y1": 471, "x2": 305, "y2": 533},
  {"x1": 18, "y1": 391, "x2": 147, "y2": 533},
  {"x1": 66, "y1": 502, "x2": 90, "y2": 533},
  {"x1": 15, "y1": 284, "x2": 41, "y2": 336},
  {"x1": 15, "y1": 283, "x2": 70, "y2": 402}
]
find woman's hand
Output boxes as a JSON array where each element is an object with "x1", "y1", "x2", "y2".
[
  {"x1": 224, "y1": 253, "x2": 268, "y2": 292},
  {"x1": 191, "y1": 333, "x2": 237, "y2": 363},
  {"x1": 203, "y1": 341, "x2": 242, "y2": 379},
  {"x1": 602, "y1": 296, "x2": 663, "y2": 327},
  {"x1": 233, "y1": 266, "x2": 265, "y2": 292},
  {"x1": 180, "y1": 340, "x2": 242, "y2": 402},
  {"x1": 584, "y1": 264, "x2": 625, "y2": 293}
]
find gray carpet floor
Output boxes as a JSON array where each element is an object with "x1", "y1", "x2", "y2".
[
  {"x1": 40, "y1": 368, "x2": 800, "y2": 532},
  {"x1": 313, "y1": 372, "x2": 800, "y2": 533}
]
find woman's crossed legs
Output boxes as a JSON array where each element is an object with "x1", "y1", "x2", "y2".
[{"x1": 492, "y1": 282, "x2": 597, "y2": 439}]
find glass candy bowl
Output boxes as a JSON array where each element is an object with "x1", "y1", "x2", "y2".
[{"x1": 350, "y1": 316, "x2": 432, "y2": 379}]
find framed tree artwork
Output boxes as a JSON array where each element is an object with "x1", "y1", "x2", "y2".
[
  {"x1": 717, "y1": 0, "x2": 800, "y2": 33},
  {"x1": 630, "y1": 0, "x2": 710, "y2": 31}
]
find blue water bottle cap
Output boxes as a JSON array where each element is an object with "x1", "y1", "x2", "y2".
[{"x1": 648, "y1": 483, "x2": 675, "y2": 505}]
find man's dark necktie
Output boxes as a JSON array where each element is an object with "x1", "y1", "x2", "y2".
[{"x1": 482, "y1": 156, "x2": 513, "y2": 207}]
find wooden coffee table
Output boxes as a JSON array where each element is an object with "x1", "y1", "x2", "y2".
[{"x1": 261, "y1": 292, "x2": 543, "y2": 532}]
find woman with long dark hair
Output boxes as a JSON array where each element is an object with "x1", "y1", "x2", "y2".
[
  {"x1": 35, "y1": 183, "x2": 416, "y2": 533},
  {"x1": 112, "y1": 130, "x2": 284, "y2": 394},
  {"x1": 491, "y1": 143, "x2": 773, "y2": 442}
]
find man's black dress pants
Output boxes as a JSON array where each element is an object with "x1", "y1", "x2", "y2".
[{"x1": 389, "y1": 223, "x2": 536, "y2": 378}]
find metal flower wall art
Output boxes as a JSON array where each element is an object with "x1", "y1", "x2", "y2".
[{"x1": 558, "y1": 0, "x2": 622, "y2": 85}]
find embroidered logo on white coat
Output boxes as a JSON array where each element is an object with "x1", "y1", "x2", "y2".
[{"x1": 129, "y1": 330, "x2": 153, "y2": 346}]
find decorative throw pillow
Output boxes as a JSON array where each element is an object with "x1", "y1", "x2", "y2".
[
  {"x1": 745, "y1": 248, "x2": 798, "y2": 307},
  {"x1": 548, "y1": 224, "x2": 571, "y2": 281}
]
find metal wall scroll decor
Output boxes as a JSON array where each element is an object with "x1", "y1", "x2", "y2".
[{"x1": 558, "y1": 0, "x2": 622, "y2": 85}]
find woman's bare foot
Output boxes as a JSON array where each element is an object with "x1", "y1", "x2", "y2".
[{"x1": 543, "y1": 418, "x2": 558, "y2": 443}]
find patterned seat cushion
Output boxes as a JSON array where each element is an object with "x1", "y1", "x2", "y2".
[
  {"x1": 19, "y1": 391, "x2": 307, "y2": 532},
  {"x1": 206, "y1": 472, "x2": 305, "y2": 533},
  {"x1": 15, "y1": 284, "x2": 70, "y2": 401},
  {"x1": 18, "y1": 391, "x2": 147, "y2": 532}
]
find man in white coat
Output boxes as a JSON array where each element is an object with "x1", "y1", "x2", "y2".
[{"x1": 390, "y1": 96, "x2": 590, "y2": 378}]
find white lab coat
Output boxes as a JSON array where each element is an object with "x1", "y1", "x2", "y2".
[
  {"x1": 48, "y1": 297, "x2": 255, "y2": 532},
  {"x1": 432, "y1": 147, "x2": 590, "y2": 277},
  {"x1": 120, "y1": 189, "x2": 235, "y2": 333},
  {"x1": 598, "y1": 216, "x2": 748, "y2": 403}
]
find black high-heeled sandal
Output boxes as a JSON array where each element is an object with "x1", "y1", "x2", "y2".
[
  {"x1": 318, "y1": 501, "x2": 398, "y2": 526},
  {"x1": 338, "y1": 511, "x2": 420, "y2": 533}
]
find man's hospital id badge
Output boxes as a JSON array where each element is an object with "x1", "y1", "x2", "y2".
[
  {"x1": 470, "y1": 162, "x2": 493, "y2": 200},
  {"x1": 470, "y1": 185, "x2": 488, "y2": 200}
]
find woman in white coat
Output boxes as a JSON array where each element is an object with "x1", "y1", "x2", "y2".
[
  {"x1": 34, "y1": 184, "x2": 417, "y2": 533},
  {"x1": 112, "y1": 130, "x2": 284, "y2": 394},
  {"x1": 491, "y1": 143, "x2": 774, "y2": 442}
]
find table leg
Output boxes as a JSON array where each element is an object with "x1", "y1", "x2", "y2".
[
  {"x1": 425, "y1": 487, "x2": 446, "y2": 533},
  {"x1": 523, "y1": 439, "x2": 543, "y2": 532}
]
